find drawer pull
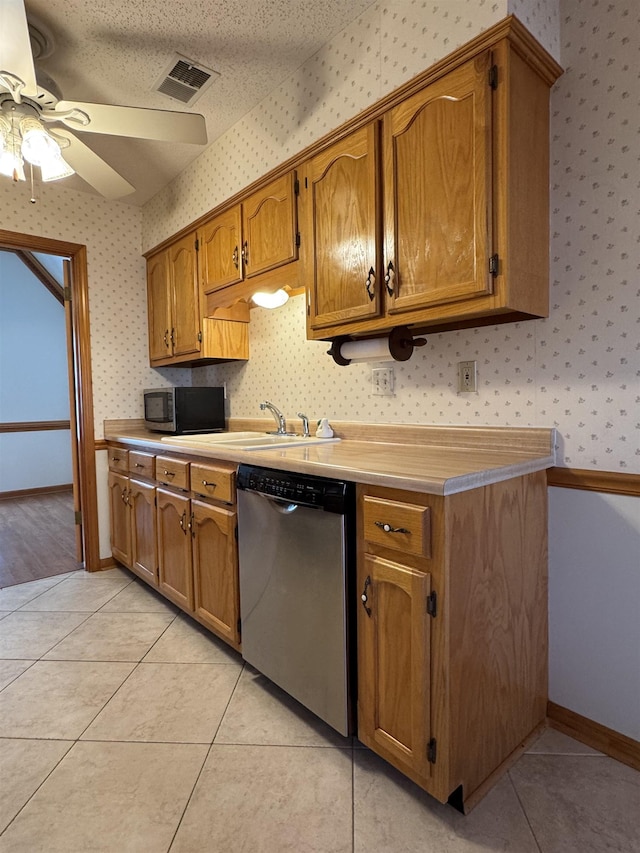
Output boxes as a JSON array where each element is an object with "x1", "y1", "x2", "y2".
[
  {"x1": 361, "y1": 575, "x2": 372, "y2": 617},
  {"x1": 201, "y1": 480, "x2": 217, "y2": 489},
  {"x1": 375, "y1": 521, "x2": 410, "y2": 535},
  {"x1": 111, "y1": 456, "x2": 121, "y2": 462},
  {"x1": 134, "y1": 463, "x2": 145, "y2": 468},
  {"x1": 163, "y1": 470, "x2": 176, "y2": 478}
]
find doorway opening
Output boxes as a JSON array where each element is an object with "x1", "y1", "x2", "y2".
[{"x1": 0, "y1": 229, "x2": 99, "y2": 584}]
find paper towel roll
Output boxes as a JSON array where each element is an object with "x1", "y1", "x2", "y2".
[{"x1": 339, "y1": 338, "x2": 394, "y2": 363}]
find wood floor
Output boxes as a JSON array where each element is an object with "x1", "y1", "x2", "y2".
[{"x1": 0, "y1": 490, "x2": 78, "y2": 588}]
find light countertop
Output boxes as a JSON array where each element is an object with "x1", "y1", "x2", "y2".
[{"x1": 104, "y1": 419, "x2": 556, "y2": 496}]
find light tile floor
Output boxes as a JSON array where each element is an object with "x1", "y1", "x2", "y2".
[{"x1": 0, "y1": 568, "x2": 638, "y2": 852}]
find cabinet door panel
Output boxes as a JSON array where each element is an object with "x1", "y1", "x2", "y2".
[
  {"x1": 358, "y1": 554, "x2": 431, "y2": 779},
  {"x1": 169, "y1": 235, "x2": 201, "y2": 358},
  {"x1": 147, "y1": 252, "x2": 172, "y2": 362},
  {"x1": 191, "y1": 500, "x2": 240, "y2": 646},
  {"x1": 306, "y1": 124, "x2": 382, "y2": 329},
  {"x1": 242, "y1": 172, "x2": 298, "y2": 278},
  {"x1": 108, "y1": 471, "x2": 131, "y2": 567},
  {"x1": 157, "y1": 488, "x2": 193, "y2": 610},
  {"x1": 384, "y1": 52, "x2": 492, "y2": 313},
  {"x1": 199, "y1": 208, "x2": 243, "y2": 293},
  {"x1": 129, "y1": 479, "x2": 158, "y2": 586}
]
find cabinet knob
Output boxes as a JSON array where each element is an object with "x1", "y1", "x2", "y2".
[
  {"x1": 361, "y1": 575, "x2": 372, "y2": 617},
  {"x1": 365, "y1": 267, "x2": 376, "y2": 302},
  {"x1": 384, "y1": 261, "x2": 395, "y2": 296},
  {"x1": 374, "y1": 520, "x2": 410, "y2": 535}
]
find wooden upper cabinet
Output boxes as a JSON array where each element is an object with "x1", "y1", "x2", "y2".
[
  {"x1": 147, "y1": 251, "x2": 172, "y2": 363},
  {"x1": 384, "y1": 52, "x2": 492, "y2": 314},
  {"x1": 199, "y1": 207, "x2": 243, "y2": 294},
  {"x1": 242, "y1": 172, "x2": 298, "y2": 279},
  {"x1": 304, "y1": 124, "x2": 381, "y2": 330},
  {"x1": 168, "y1": 234, "x2": 201, "y2": 359}
]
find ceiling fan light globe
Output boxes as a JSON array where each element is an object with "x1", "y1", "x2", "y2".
[
  {"x1": 20, "y1": 117, "x2": 61, "y2": 167},
  {"x1": 40, "y1": 153, "x2": 75, "y2": 182},
  {"x1": 0, "y1": 149, "x2": 26, "y2": 181}
]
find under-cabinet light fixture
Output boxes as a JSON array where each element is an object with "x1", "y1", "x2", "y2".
[{"x1": 251, "y1": 289, "x2": 289, "y2": 309}]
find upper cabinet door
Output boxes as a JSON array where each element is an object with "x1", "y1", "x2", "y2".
[
  {"x1": 168, "y1": 234, "x2": 201, "y2": 358},
  {"x1": 305, "y1": 123, "x2": 382, "y2": 330},
  {"x1": 384, "y1": 51, "x2": 492, "y2": 314},
  {"x1": 242, "y1": 172, "x2": 298, "y2": 278},
  {"x1": 199, "y1": 207, "x2": 243, "y2": 294},
  {"x1": 147, "y1": 251, "x2": 172, "y2": 363}
]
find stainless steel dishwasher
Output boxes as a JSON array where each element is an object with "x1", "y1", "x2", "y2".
[{"x1": 237, "y1": 464, "x2": 355, "y2": 736}]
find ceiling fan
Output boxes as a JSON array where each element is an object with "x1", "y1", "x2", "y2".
[{"x1": 0, "y1": 0, "x2": 207, "y2": 199}]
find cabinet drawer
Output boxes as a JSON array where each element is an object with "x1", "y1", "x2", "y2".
[
  {"x1": 128, "y1": 451, "x2": 155, "y2": 480},
  {"x1": 108, "y1": 447, "x2": 129, "y2": 473},
  {"x1": 362, "y1": 496, "x2": 431, "y2": 558},
  {"x1": 190, "y1": 463, "x2": 236, "y2": 503},
  {"x1": 156, "y1": 456, "x2": 190, "y2": 490}
]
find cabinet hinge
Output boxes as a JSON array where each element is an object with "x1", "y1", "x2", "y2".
[
  {"x1": 489, "y1": 64, "x2": 498, "y2": 90},
  {"x1": 295, "y1": 231, "x2": 301, "y2": 247},
  {"x1": 197, "y1": 330, "x2": 203, "y2": 342},
  {"x1": 426, "y1": 590, "x2": 437, "y2": 618},
  {"x1": 489, "y1": 254, "x2": 499, "y2": 277},
  {"x1": 64, "y1": 286, "x2": 72, "y2": 302},
  {"x1": 294, "y1": 178, "x2": 300, "y2": 195},
  {"x1": 74, "y1": 510, "x2": 82, "y2": 525},
  {"x1": 428, "y1": 737, "x2": 437, "y2": 764},
  {"x1": 194, "y1": 237, "x2": 199, "y2": 252}
]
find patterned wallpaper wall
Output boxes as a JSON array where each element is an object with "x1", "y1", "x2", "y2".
[{"x1": 149, "y1": 0, "x2": 638, "y2": 473}]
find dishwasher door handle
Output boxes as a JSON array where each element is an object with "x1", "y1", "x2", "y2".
[{"x1": 259, "y1": 493, "x2": 299, "y2": 514}]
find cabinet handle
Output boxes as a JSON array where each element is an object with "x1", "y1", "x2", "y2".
[
  {"x1": 134, "y1": 463, "x2": 144, "y2": 468},
  {"x1": 188, "y1": 512, "x2": 196, "y2": 538},
  {"x1": 384, "y1": 261, "x2": 395, "y2": 296},
  {"x1": 201, "y1": 480, "x2": 217, "y2": 489},
  {"x1": 121, "y1": 488, "x2": 129, "y2": 505},
  {"x1": 170, "y1": 328, "x2": 175, "y2": 345},
  {"x1": 374, "y1": 520, "x2": 410, "y2": 535},
  {"x1": 361, "y1": 575, "x2": 372, "y2": 617},
  {"x1": 111, "y1": 456, "x2": 121, "y2": 463},
  {"x1": 365, "y1": 267, "x2": 376, "y2": 301},
  {"x1": 163, "y1": 330, "x2": 169, "y2": 348},
  {"x1": 232, "y1": 245, "x2": 239, "y2": 269},
  {"x1": 241, "y1": 241, "x2": 249, "y2": 266},
  {"x1": 179, "y1": 511, "x2": 188, "y2": 534},
  {"x1": 163, "y1": 470, "x2": 176, "y2": 478}
]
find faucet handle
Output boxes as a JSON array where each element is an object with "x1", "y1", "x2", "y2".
[{"x1": 297, "y1": 412, "x2": 310, "y2": 438}]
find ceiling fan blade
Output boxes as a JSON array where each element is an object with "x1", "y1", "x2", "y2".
[
  {"x1": 53, "y1": 129, "x2": 135, "y2": 199},
  {"x1": 50, "y1": 100, "x2": 208, "y2": 145},
  {"x1": 0, "y1": 0, "x2": 38, "y2": 98}
]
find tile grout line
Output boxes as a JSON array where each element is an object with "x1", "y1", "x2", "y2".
[{"x1": 506, "y1": 769, "x2": 544, "y2": 853}]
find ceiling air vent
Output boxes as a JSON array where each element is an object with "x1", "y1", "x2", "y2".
[{"x1": 153, "y1": 54, "x2": 219, "y2": 106}]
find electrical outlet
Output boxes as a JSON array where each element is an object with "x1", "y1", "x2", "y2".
[
  {"x1": 457, "y1": 360, "x2": 477, "y2": 392},
  {"x1": 372, "y1": 367, "x2": 395, "y2": 396}
]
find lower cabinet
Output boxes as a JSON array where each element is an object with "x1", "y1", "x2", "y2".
[
  {"x1": 107, "y1": 445, "x2": 241, "y2": 652},
  {"x1": 356, "y1": 473, "x2": 548, "y2": 811}
]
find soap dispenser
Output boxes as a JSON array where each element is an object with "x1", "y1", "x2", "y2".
[{"x1": 316, "y1": 418, "x2": 334, "y2": 438}]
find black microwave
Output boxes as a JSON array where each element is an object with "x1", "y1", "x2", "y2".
[{"x1": 143, "y1": 387, "x2": 225, "y2": 434}]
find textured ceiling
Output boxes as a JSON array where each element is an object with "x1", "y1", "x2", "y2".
[{"x1": 21, "y1": 0, "x2": 376, "y2": 205}]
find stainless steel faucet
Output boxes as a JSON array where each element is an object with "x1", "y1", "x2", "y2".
[
  {"x1": 260, "y1": 401, "x2": 294, "y2": 435},
  {"x1": 297, "y1": 412, "x2": 310, "y2": 438}
]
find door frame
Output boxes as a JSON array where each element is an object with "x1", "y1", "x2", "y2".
[{"x1": 0, "y1": 228, "x2": 100, "y2": 572}]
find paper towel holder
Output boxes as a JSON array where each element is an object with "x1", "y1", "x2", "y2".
[{"x1": 327, "y1": 326, "x2": 427, "y2": 366}]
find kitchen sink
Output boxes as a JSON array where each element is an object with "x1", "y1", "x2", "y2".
[{"x1": 160, "y1": 432, "x2": 340, "y2": 451}]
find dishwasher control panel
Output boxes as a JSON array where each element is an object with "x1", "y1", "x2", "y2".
[{"x1": 237, "y1": 464, "x2": 351, "y2": 513}]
